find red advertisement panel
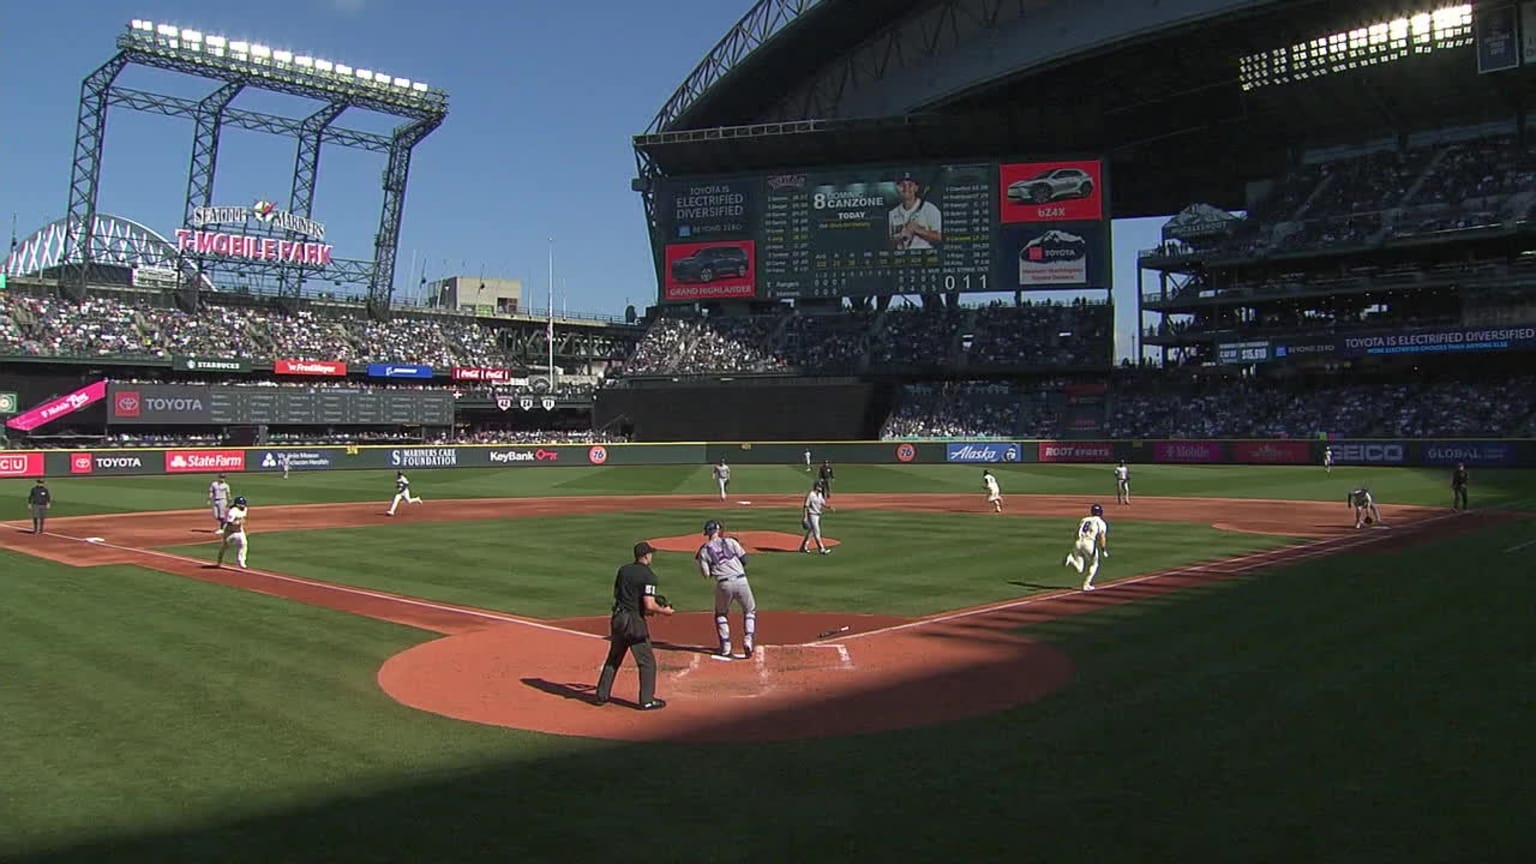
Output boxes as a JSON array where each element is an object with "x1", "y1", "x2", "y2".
[
  {"x1": 1232, "y1": 440, "x2": 1313, "y2": 465},
  {"x1": 164, "y1": 449, "x2": 246, "y2": 473},
  {"x1": 70, "y1": 452, "x2": 95, "y2": 474},
  {"x1": 1037, "y1": 441, "x2": 1114, "y2": 462},
  {"x1": 451, "y1": 367, "x2": 512, "y2": 382},
  {"x1": 662, "y1": 240, "x2": 756, "y2": 301},
  {"x1": 4, "y1": 380, "x2": 108, "y2": 432},
  {"x1": 999, "y1": 160, "x2": 1104, "y2": 223},
  {"x1": 113, "y1": 390, "x2": 142, "y2": 418},
  {"x1": 0, "y1": 451, "x2": 45, "y2": 478},
  {"x1": 1152, "y1": 441, "x2": 1225, "y2": 463},
  {"x1": 274, "y1": 359, "x2": 347, "y2": 377}
]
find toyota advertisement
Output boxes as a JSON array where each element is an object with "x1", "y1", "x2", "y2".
[
  {"x1": 68, "y1": 452, "x2": 150, "y2": 475},
  {"x1": 4, "y1": 380, "x2": 108, "y2": 432},
  {"x1": 662, "y1": 240, "x2": 757, "y2": 301}
]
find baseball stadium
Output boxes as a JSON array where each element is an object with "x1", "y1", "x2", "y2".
[{"x1": 3, "y1": 1, "x2": 1536, "y2": 861}]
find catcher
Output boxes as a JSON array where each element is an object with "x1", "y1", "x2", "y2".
[
  {"x1": 593, "y1": 541, "x2": 673, "y2": 710},
  {"x1": 1348, "y1": 486, "x2": 1383, "y2": 529}
]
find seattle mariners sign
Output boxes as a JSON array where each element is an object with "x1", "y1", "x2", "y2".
[
  {"x1": 190, "y1": 200, "x2": 326, "y2": 239},
  {"x1": 945, "y1": 442, "x2": 1021, "y2": 463}
]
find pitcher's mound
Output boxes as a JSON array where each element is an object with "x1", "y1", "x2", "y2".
[{"x1": 645, "y1": 530, "x2": 840, "y2": 554}]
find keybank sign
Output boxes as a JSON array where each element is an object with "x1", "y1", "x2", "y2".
[{"x1": 945, "y1": 442, "x2": 1021, "y2": 463}]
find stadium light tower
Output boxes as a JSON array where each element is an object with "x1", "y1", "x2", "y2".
[{"x1": 62, "y1": 20, "x2": 448, "y2": 318}]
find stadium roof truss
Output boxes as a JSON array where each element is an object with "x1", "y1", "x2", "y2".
[{"x1": 59, "y1": 21, "x2": 448, "y2": 314}]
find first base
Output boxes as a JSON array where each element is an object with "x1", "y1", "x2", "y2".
[{"x1": 736, "y1": 500, "x2": 753, "y2": 505}]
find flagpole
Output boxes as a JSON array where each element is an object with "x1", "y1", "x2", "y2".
[{"x1": 547, "y1": 238, "x2": 556, "y2": 393}]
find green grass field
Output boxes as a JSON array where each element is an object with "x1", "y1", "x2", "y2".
[{"x1": 2, "y1": 463, "x2": 1534, "y2": 862}]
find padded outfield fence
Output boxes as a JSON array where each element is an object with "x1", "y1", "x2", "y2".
[{"x1": 0, "y1": 438, "x2": 1530, "y2": 479}]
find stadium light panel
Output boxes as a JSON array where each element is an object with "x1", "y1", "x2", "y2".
[
  {"x1": 156, "y1": 23, "x2": 177, "y2": 36},
  {"x1": 335, "y1": 63, "x2": 353, "y2": 76},
  {"x1": 412, "y1": 82, "x2": 428, "y2": 92},
  {"x1": 182, "y1": 29, "x2": 201, "y2": 42},
  {"x1": 251, "y1": 44, "x2": 271, "y2": 58},
  {"x1": 393, "y1": 77, "x2": 410, "y2": 88},
  {"x1": 273, "y1": 49, "x2": 293, "y2": 64},
  {"x1": 315, "y1": 58, "x2": 334, "y2": 72}
]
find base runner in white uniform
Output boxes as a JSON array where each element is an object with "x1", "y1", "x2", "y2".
[
  {"x1": 1064, "y1": 503, "x2": 1109, "y2": 591},
  {"x1": 983, "y1": 470, "x2": 1003, "y2": 513},
  {"x1": 215, "y1": 495, "x2": 250, "y2": 569},
  {"x1": 387, "y1": 471, "x2": 423, "y2": 515}
]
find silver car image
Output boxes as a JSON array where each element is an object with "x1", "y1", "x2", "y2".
[{"x1": 1006, "y1": 167, "x2": 1095, "y2": 205}]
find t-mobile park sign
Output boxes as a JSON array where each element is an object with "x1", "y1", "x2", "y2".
[{"x1": 179, "y1": 199, "x2": 332, "y2": 266}]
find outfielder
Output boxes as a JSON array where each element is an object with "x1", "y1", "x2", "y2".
[
  {"x1": 1348, "y1": 486, "x2": 1382, "y2": 528},
  {"x1": 697, "y1": 520, "x2": 756, "y2": 658},
  {"x1": 215, "y1": 495, "x2": 250, "y2": 569},
  {"x1": 803, "y1": 449, "x2": 812, "y2": 473},
  {"x1": 387, "y1": 471, "x2": 423, "y2": 515},
  {"x1": 207, "y1": 473, "x2": 232, "y2": 530},
  {"x1": 983, "y1": 470, "x2": 1003, "y2": 513},
  {"x1": 1114, "y1": 461, "x2": 1131, "y2": 504},
  {"x1": 800, "y1": 480, "x2": 833, "y2": 554},
  {"x1": 280, "y1": 453, "x2": 291, "y2": 479},
  {"x1": 1324, "y1": 446, "x2": 1334, "y2": 474},
  {"x1": 712, "y1": 459, "x2": 731, "y2": 501},
  {"x1": 1064, "y1": 503, "x2": 1110, "y2": 591}
]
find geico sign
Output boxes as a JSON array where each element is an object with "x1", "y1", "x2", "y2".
[{"x1": 1332, "y1": 443, "x2": 1405, "y2": 464}]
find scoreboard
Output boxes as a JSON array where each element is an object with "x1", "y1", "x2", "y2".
[
  {"x1": 655, "y1": 158, "x2": 1111, "y2": 302},
  {"x1": 105, "y1": 383, "x2": 456, "y2": 426}
]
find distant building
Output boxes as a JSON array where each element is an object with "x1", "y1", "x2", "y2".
[{"x1": 428, "y1": 275, "x2": 522, "y2": 315}]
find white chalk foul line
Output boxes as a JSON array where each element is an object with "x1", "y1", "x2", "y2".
[
  {"x1": 808, "y1": 511, "x2": 1466, "y2": 646},
  {"x1": 1503, "y1": 537, "x2": 1536, "y2": 554},
  {"x1": 43, "y1": 531, "x2": 604, "y2": 641}
]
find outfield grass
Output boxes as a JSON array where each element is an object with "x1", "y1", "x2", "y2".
[
  {"x1": 159, "y1": 508, "x2": 1294, "y2": 617},
  {"x1": 3, "y1": 463, "x2": 1534, "y2": 862}
]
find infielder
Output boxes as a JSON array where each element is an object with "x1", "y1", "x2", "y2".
[
  {"x1": 799, "y1": 480, "x2": 833, "y2": 554},
  {"x1": 1324, "y1": 446, "x2": 1333, "y2": 474},
  {"x1": 207, "y1": 473, "x2": 232, "y2": 530},
  {"x1": 983, "y1": 470, "x2": 1003, "y2": 513},
  {"x1": 1064, "y1": 503, "x2": 1110, "y2": 591},
  {"x1": 1114, "y1": 460, "x2": 1131, "y2": 504},
  {"x1": 712, "y1": 459, "x2": 731, "y2": 501},
  {"x1": 1348, "y1": 486, "x2": 1383, "y2": 528},
  {"x1": 215, "y1": 495, "x2": 250, "y2": 569},
  {"x1": 280, "y1": 453, "x2": 291, "y2": 479},
  {"x1": 387, "y1": 471, "x2": 423, "y2": 515},
  {"x1": 697, "y1": 520, "x2": 756, "y2": 658}
]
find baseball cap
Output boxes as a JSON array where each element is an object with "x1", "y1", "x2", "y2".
[
  {"x1": 895, "y1": 170, "x2": 920, "y2": 183},
  {"x1": 634, "y1": 541, "x2": 657, "y2": 558}
]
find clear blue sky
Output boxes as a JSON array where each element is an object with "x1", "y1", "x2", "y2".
[{"x1": 0, "y1": 0, "x2": 1171, "y2": 360}]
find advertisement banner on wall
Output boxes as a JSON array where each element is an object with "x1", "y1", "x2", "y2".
[
  {"x1": 164, "y1": 449, "x2": 246, "y2": 473},
  {"x1": 1418, "y1": 440, "x2": 1519, "y2": 467},
  {"x1": 1152, "y1": 441, "x2": 1225, "y2": 463},
  {"x1": 108, "y1": 383, "x2": 216, "y2": 424},
  {"x1": 67, "y1": 451, "x2": 151, "y2": 475},
  {"x1": 945, "y1": 442, "x2": 1022, "y2": 463},
  {"x1": 451, "y1": 367, "x2": 512, "y2": 382},
  {"x1": 172, "y1": 356, "x2": 252, "y2": 373},
  {"x1": 388, "y1": 447, "x2": 460, "y2": 469},
  {"x1": 1326, "y1": 441, "x2": 1408, "y2": 465},
  {"x1": 1037, "y1": 441, "x2": 1114, "y2": 463},
  {"x1": 1231, "y1": 440, "x2": 1313, "y2": 465},
  {"x1": 481, "y1": 446, "x2": 564, "y2": 466},
  {"x1": 366, "y1": 363, "x2": 434, "y2": 380},
  {"x1": 5, "y1": 380, "x2": 108, "y2": 432},
  {"x1": 274, "y1": 359, "x2": 347, "y2": 377},
  {"x1": 0, "y1": 451, "x2": 46, "y2": 478},
  {"x1": 0, "y1": 391, "x2": 18, "y2": 415},
  {"x1": 252, "y1": 450, "x2": 339, "y2": 471}
]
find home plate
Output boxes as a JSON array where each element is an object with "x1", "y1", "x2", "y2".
[{"x1": 85, "y1": 537, "x2": 106, "y2": 543}]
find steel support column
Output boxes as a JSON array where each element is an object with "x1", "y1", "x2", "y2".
[
  {"x1": 367, "y1": 118, "x2": 440, "y2": 319},
  {"x1": 279, "y1": 102, "x2": 347, "y2": 299},
  {"x1": 183, "y1": 80, "x2": 245, "y2": 226},
  {"x1": 61, "y1": 52, "x2": 130, "y2": 300}
]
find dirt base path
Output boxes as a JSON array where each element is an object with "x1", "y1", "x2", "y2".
[{"x1": 0, "y1": 493, "x2": 1472, "y2": 742}]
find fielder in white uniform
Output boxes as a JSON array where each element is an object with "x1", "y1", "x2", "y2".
[
  {"x1": 712, "y1": 460, "x2": 731, "y2": 501},
  {"x1": 1324, "y1": 447, "x2": 1333, "y2": 474},
  {"x1": 1064, "y1": 503, "x2": 1110, "y2": 590},
  {"x1": 387, "y1": 471, "x2": 423, "y2": 515},
  {"x1": 803, "y1": 449, "x2": 812, "y2": 472},
  {"x1": 280, "y1": 453, "x2": 291, "y2": 479},
  {"x1": 983, "y1": 470, "x2": 1003, "y2": 513},
  {"x1": 207, "y1": 474, "x2": 232, "y2": 530},
  {"x1": 1114, "y1": 461, "x2": 1131, "y2": 504},
  {"x1": 799, "y1": 481, "x2": 833, "y2": 554},
  {"x1": 215, "y1": 495, "x2": 250, "y2": 569},
  {"x1": 1348, "y1": 487, "x2": 1382, "y2": 528}
]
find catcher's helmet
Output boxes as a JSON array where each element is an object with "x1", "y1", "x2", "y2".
[
  {"x1": 1090, "y1": 503, "x2": 1104, "y2": 517},
  {"x1": 703, "y1": 519, "x2": 722, "y2": 535},
  {"x1": 234, "y1": 496, "x2": 248, "y2": 507}
]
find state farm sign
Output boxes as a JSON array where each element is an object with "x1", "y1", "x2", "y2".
[
  {"x1": 274, "y1": 359, "x2": 347, "y2": 377},
  {"x1": 164, "y1": 449, "x2": 246, "y2": 473}
]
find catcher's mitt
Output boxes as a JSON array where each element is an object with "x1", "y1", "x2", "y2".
[{"x1": 652, "y1": 594, "x2": 669, "y2": 610}]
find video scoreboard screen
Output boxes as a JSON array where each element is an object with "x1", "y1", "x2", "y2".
[{"x1": 655, "y1": 158, "x2": 1111, "y2": 302}]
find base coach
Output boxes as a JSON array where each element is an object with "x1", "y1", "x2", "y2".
[{"x1": 594, "y1": 541, "x2": 674, "y2": 710}]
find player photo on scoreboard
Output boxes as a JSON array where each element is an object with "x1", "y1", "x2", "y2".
[
  {"x1": 807, "y1": 167, "x2": 958, "y2": 253},
  {"x1": 999, "y1": 220, "x2": 1111, "y2": 290}
]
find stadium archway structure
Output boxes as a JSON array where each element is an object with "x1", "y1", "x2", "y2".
[{"x1": 3, "y1": 213, "x2": 211, "y2": 291}]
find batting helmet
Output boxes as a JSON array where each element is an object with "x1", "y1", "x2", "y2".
[
  {"x1": 1090, "y1": 503, "x2": 1103, "y2": 516},
  {"x1": 703, "y1": 520, "x2": 722, "y2": 535},
  {"x1": 234, "y1": 496, "x2": 248, "y2": 507}
]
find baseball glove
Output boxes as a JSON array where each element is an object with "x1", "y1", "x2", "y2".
[
  {"x1": 1364, "y1": 516, "x2": 1374, "y2": 525},
  {"x1": 652, "y1": 594, "x2": 669, "y2": 610}
]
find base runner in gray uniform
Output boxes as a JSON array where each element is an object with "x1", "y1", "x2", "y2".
[{"x1": 696, "y1": 519, "x2": 757, "y2": 659}]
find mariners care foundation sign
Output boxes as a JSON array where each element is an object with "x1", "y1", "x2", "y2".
[{"x1": 177, "y1": 200, "x2": 333, "y2": 266}]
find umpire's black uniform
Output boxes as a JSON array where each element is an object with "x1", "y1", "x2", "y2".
[
  {"x1": 1451, "y1": 464, "x2": 1470, "y2": 511},
  {"x1": 817, "y1": 461, "x2": 835, "y2": 498},
  {"x1": 595, "y1": 542, "x2": 673, "y2": 710},
  {"x1": 27, "y1": 479, "x2": 51, "y2": 534}
]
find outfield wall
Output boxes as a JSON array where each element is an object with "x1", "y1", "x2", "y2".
[{"x1": 1, "y1": 438, "x2": 1530, "y2": 479}]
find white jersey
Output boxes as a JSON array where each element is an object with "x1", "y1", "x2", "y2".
[
  {"x1": 713, "y1": 464, "x2": 731, "y2": 481},
  {"x1": 1114, "y1": 465, "x2": 1129, "y2": 483},
  {"x1": 888, "y1": 200, "x2": 942, "y2": 250},
  {"x1": 396, "y1": 475, "x2": 410, "y2": 493},
  {"x1": 804, "y1": 489, "x2": 827, "y2": 516},
  {"x1": 209, "y1": 480, "x2": 231, "y2": 501},
  {"x1": 1077, "y1": 515, "x2": 1107, "y2": 546},
  {"x1": 223, "y1": 505, "x2": 248, "y2": 535},
  {"x1": 984, "y1": 475, "x2": 1000, "y2": 496}
]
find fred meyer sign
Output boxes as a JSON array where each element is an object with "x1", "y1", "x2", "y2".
[{"x1": 173, "y1": 356, "x2": 251, "y2": 373}]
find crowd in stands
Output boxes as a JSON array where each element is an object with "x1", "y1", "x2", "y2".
[
  {"x1": 46, "y1": 427, "x2": 627, "y2": 450},
  {"x1": 880, "y1": 381, "x2": 1059, "y2": 439}
]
